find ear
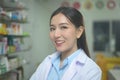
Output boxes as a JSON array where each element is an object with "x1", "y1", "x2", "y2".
[{"x1": 76, "y1": 26, "x2": 84, "y2": 39}]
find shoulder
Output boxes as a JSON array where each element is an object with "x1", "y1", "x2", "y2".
[
  {"x1": 75, "y1": 49, "x2": 101, "y2": 73},
  {"x1": 74, "y1": 49, "x2": 102, "y2": 79},
  {"x1": 37, "y1": 51, "x2": 59, "y2": 67},
  {"x1": 30, "y1": 51, "x2": 60, "y2": 80}
]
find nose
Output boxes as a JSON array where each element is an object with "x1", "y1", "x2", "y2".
[{"x1": 54, "y1": 29, "x2": 61, "y2": 38}]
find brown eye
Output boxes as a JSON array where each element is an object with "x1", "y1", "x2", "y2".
[
  {"x1": 61, "y1": 26, "x2": 68, "y2": 30},
  {"x1": 50, "y1": 27, "x2": 55, "y2": 31}
]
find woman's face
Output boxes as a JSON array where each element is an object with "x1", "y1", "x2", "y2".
[{"x1": 50, "y1": 13, "x2": 83, "y2": 54}]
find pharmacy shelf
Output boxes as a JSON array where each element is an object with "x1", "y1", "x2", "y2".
[
  {"x1": 0, "y1": 14, "x2": 27, "y2": 24},
  {"x1": 0, "y1": 46, "x2": 31, "y2": 56},
  {"x1": 0, "y1": 65, "x2": 23, "y2": 76},
  {"x1": 0, "y1": 0, "x2": 29, "y2": 79},
  {"x1": 0, "y1": 0, "x2": 27, "y2": 12},
  {"x1": 0, "y1": 34, "x2": 30, "y2": 38},
  {"x1": 1, "y1": 6, "x2": 27, "y2": 12}
]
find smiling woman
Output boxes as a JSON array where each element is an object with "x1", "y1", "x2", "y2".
[
  {"x1": 30, "y1": 7, "x2": 102, "y2": 80},
  {"x1": 50, "y1": 13, "x2": 82, "y2": 60}
]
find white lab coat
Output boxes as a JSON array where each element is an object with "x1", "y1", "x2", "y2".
[{"x1": 30, "y1": 49, "x2": 102, "y2": 80}]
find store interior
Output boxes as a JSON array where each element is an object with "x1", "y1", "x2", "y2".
[{"x1": 0, "y1": 0, "x2": 120, "y2": 80}]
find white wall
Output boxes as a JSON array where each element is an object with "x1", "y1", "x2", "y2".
[
  {"x1": 42, "y1": 0, "x2": 120, "y2": 57},
  {"x1": 18, "y1": 0, "x2": 120, "y2": 79}
]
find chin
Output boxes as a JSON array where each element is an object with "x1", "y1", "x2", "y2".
[
  {"x1": 56, "y1": 48, "x2": 67, "y2": 54},
  {"x1": 56, "y1": 48, "x2": 64, "y2": 52}
]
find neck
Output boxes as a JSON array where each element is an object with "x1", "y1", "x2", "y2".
[
  {"x1": 59, "y1": 48, "x2": 78, "y2": 68},
  {"x1": 60, "y1": 47, "x2": 78, "y2": 62}
]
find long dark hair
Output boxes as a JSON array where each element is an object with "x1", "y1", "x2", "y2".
[{"x1": 50, "y1": 7, "x2": 90, "y2": 57}]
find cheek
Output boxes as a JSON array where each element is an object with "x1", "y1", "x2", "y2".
[
  {"x1": 66, "y1": 30, "x2": 77, "y2": 39},
  {"x1": 64, "y1": 32, "x2": 77, "y2": 45}
]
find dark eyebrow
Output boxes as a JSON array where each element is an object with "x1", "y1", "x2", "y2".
[
  {"x1": 59, "y1": 23, "x2": 69, "y2": 26},
  {"x1": 50, "y1": 24, "x2": 54, "y2": 27},
  {"x1": 50, "y1": 23, "x2": 69, "y2": 27}
]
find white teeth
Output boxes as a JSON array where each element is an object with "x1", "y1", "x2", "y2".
[
  {"x1": 56, "y1": 41, "x2": 62, "y2": 44},
  {"x1": 55, "y1": 41, "x2": 64, "y2": 44}
]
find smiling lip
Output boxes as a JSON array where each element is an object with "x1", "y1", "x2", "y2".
[{"x1": 55, "y1": 40, "x2": 65, "y2": 46}]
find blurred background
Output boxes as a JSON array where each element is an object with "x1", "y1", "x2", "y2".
[{"x1": 0, "y1": 0, "x2": 120, "y2": 80}]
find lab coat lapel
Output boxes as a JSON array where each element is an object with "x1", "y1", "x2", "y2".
[
  {"x1": 62, "y1": 62, "x2": 77, "y2": 80},
  {"x1": 44, "y1": 52, "x2": 59, "y2": 80},
  {"x1": 61, "y1": 49, "x2": 87, "y2": 80},
  {"x1": 44, "y1": 61, "x2": 52, "y2": 80}
]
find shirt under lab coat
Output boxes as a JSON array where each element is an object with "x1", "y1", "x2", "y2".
[{"x1": 30, "y1": 49, "x2": 102, "y2": 80}]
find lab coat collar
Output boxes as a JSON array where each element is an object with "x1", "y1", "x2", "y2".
[
  {"x1": 48, "y1": 49, "x2": 87, "y2": 68},
  {"x1": 62, "y1": 49, "x2": 88, "y2": 80},
  {"x1": 44, "y1": 52, "x2": 60, "y2": 80},
  {"x1": 76, "y1": 49, "x2": 87, "y2": 64},
  {"x1": 48, "y1": 51, "x2": 60, "y2": 60},
  {"x1": 47, "y1": 49, "x2": 88, "y2": 80},
  {"x1": 48, "y1": 49, "x2": 86, "y2": 60}
]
